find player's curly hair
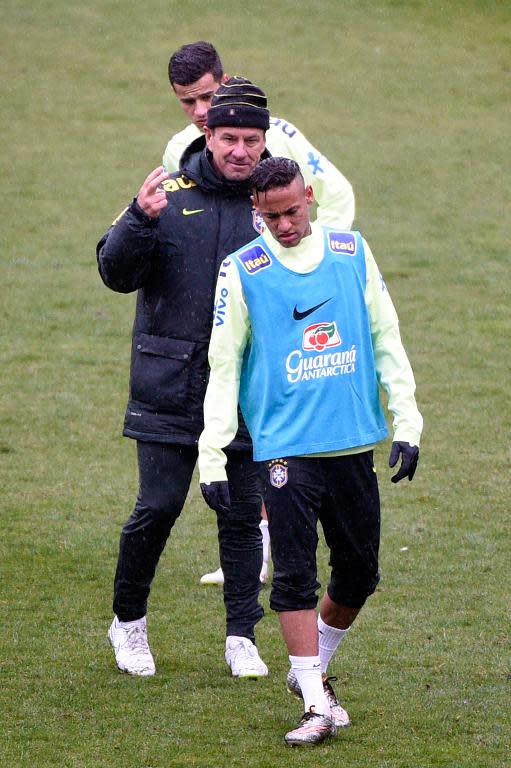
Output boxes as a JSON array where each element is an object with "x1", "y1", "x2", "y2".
[
  {"x1": 250, "y1": 157, "x2": 303, "y2": 194},
  {"x1": 168, "y1": 41, "x2": 223, "y2": 87}
]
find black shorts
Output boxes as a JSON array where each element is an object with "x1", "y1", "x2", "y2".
[{"x1": 262, "y1": 451, "x2": 381, "y2": 612}]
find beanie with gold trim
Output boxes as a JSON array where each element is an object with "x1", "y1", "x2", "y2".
[{"x1": 207, "y1": 76, "x2": 270, "y2": 130}]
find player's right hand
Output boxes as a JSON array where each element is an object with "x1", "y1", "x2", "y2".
[{"x1": 136, "y1": 166, "x2": 169, "y2": 219}]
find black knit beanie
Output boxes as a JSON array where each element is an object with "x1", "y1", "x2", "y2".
[{"x1": 207, "y1": 76, "x2": 270, "y2": 131}]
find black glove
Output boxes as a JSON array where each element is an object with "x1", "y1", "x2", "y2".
[
  {"x1": 389, "y1": 441, "x2": 419, "y2": 483},
  {"x1": 200, "y1": 481, "x2": 231, "y2": 513}
]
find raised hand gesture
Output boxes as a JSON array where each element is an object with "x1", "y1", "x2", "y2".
[{"x1": 136, "y1": 166, "x2": 170, "y2": 219}]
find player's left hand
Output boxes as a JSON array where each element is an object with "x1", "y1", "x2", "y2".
[
  {"x1": 389, "y1": 441, "x2": 419, "y2": 483},
  {"x1": 200, "y1": 481, "x2": 231, "y2": 513}
]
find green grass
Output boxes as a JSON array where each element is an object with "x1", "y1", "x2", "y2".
[{"x1": 1, "y1": 1, "x2": 509, "y2": 766}]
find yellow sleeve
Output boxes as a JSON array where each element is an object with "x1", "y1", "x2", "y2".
[
  {"x1": 162, "y1": 124, "x2": 202, "y2": 172},
  {"x1": 364, "y1": 239, "x2": 423, "y2": 446},
  {"x1": 266, "y1": 118, "x2": 355, "y2": 229},
  {"x1": 198, "y1": 258, "x2": 251, "y2": 482}
]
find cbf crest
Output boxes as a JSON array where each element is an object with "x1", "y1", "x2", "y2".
[
  {"x1": 252, "y1": 209, "x2": 266, "y2": 235},
  {"x1": 268, "y1": 459, "x2": 288, "y2": 488}
]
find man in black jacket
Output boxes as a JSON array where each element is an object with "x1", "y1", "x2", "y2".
[{"x1": 98, "y1": 78, "x2": 270, "y2": 679}]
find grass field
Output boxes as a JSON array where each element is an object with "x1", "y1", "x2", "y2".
[{"x1": 1, "y1": 1, "x2": 509, "y2": 766}]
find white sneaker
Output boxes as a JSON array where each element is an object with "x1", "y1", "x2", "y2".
[
  {"x1": 225, "y1": 635, "x2": 269, "y2": 679},
  {"x1": 285, "y1": 706, "x2": 336, "y2": 746},
  {"x1": 286, "y1": 670, "x2": 350, "y2": 727},
  {"x1": 200, "y1": 563, "x2": 269, "y2": 585},
  {"x1": 259, "y1": 561, "x2": 269, "y2": 583},
  {"x1": 200, "y1": 566, "x2": 224, "y2": 585},
  {"x1": 108, "y1": 616, "x2": 155, "y2": 676}
]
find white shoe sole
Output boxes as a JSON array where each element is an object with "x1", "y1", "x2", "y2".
[
  {"x1": 200, "y1": 565, "x2": 269, "y2": 585},
  {"x1": 200, "y1": 567, "x2": 224, "y2": 585}
]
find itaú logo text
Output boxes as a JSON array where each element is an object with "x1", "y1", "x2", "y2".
[{"x1": 328, "y1": 231, "x2": 356, "y2": 254}]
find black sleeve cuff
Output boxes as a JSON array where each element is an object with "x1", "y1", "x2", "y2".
[{"x1": 129, "y1": 198, "x2": 159, "y2": 227}]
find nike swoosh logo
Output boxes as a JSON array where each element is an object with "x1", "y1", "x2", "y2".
[
  {"x1": 182, "y1": 208, "x2": 204, "y2": 216},
  {"x1": 293, "y1": 297, "x2": 333, "y2": 321}
]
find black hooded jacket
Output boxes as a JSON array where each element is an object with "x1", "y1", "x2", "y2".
[{"x1": 96, "y1": 145, "x2": 268, "y2": 447}]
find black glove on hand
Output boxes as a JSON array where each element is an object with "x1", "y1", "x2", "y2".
[
  {"x1": 389, "y1": 441, "x2": 419, "y2": 483},
  {"x1": 200, "y1": 481, "x2": 231, "y2": 513}
]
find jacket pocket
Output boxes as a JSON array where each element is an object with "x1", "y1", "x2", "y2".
[{"x1": 130, "y1": 333, "x2": 195, "y2": 412}]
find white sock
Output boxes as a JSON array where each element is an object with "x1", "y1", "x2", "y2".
[
  {"x1": 318, "y1": 615, "x2": 349, "y2": 674},
  {"x1": 289, "y1": 655, "x2": 329, "y2": 716},
  {"x1": 259, "y1": 519, "x2": 270, "y2": 563}
]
